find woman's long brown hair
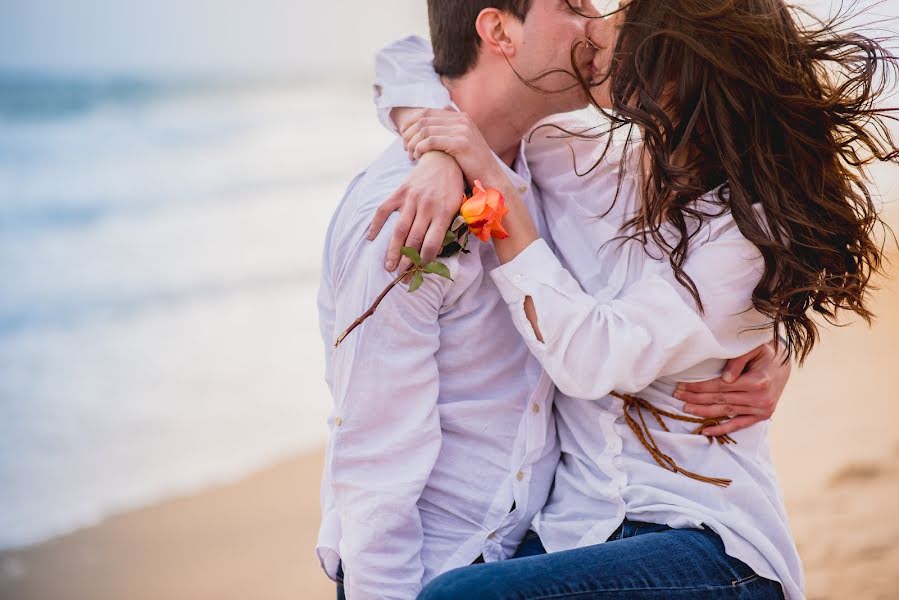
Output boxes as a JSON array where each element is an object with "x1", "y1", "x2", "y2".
[{"x1": 564, "y1": 0, "x2": 898, "y2": 363}]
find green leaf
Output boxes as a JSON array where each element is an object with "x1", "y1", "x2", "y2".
[
  {"x1": 408, "y1": 270, "x2": 424, "y2": 292},
  {"x1": 401, "y1": 246, "x2": 422, "y2": 266},
  {"x1": 438, "y1": 241, "x2": 462, "y2": 259},
  {"x1": 423, "y1": 261, "x2": 453, "y2": 281},
  {"x1": 442, "y1": 229, "x2": 457, "y2": 247}
]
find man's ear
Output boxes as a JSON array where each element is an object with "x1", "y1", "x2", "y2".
[{"x1": 475, "y1": 8, "x2": 520, "y2": 61}]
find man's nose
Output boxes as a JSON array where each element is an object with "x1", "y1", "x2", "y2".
[{"x1": 585, "y1": 19, "x2": 603, "y2": 48}]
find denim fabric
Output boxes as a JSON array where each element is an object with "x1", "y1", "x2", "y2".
[
  {"x1": 336, "y1": 562, "x2": 345, "y2": 600},
  {"x1": 336, "y1": 529, "x2": 544, "y2": 599},
  {"x1": 417, "y1": 520, "x2": 786, "y2": 600}
]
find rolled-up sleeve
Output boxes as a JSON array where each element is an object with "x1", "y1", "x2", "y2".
[
  {"x1": 490, "y1": 235, "x2": 773, "y2": 399},
  {"x1": 373, "y1": 36, "x2": 452, "y2": 133},
  {"x1": 328, "y1": 213, "x2": 451, "y2": 599}
]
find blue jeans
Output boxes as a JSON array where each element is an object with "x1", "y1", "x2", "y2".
[{"x1": 417, "y1": 520, "x2": 785, "y2": 599}]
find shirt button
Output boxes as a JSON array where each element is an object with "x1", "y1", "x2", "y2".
[
  {"x1": 531, "y1": 403, "x2": 540, "y2": 414},
  {"x1": 335, "y1": 416, "x2": 343, "y2": 426},
  {"x1": 512, "y1": 274, "x2": 522, "y2": 284},
  {"x1": 519, "y1": 184, "x2": 528, "y2": 194},
  {"x1": 516, "y1": 471, "x2": 525, "y2": 481}
]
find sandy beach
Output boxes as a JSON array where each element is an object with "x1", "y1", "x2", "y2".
[
  {"x1": 2, "y1": 166, "x2": 898, "y2": 600},
  {"x1": 2, "y1": 259, "x2": 897, "y2": 600}
]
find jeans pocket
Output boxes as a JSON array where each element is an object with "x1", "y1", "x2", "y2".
[{"x1": 731, "y1": 573, "x2": 760, "y2": 587}]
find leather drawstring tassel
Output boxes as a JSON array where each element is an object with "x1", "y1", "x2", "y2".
[{"x1": 610, "y1": 392, "x2": 735, "y2": 488}]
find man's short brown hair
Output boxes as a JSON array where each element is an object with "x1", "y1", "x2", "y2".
[{"x1": 428, "y1": 0, "x2": 534, "y2": 78}]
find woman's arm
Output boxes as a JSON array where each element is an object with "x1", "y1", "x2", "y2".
[
  {"x1": 373, "y1": 36, "x2": 451, "y2": 134},
  {"x1": 403, "y1": 119, "x2": 774, "y2": 399},
  {"x1": 490, "y1": 234, "x2": 774, "y2": 400}
]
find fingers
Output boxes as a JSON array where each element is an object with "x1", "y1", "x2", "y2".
[
  {"x1": 701, "y1": 416, "x2": 765, "y2": 438},
  {"x1": 683, "y1": 401, "x2": 771, "y2": 419},
  {"x1": 395, "y1": 213, "x2": 430, "y2": 273},
  {"x1": 368, "y1": 189, "x2": 405, "y2": 242},
  {"x1": 411, "y1": 136, "x2": 463, "y2": 161},
  {"x1": 721, "y1": 344, "x2": 765, "y2": 383},
  {"x1": 675, "y1": 379, "x2": 775, "y2": 411},
  {"x1": 405, "y1": 126, "x2": 464, "y2": 161},
  {"x1": 675, "y1": 389, "x2": 737, "y2": 406},
  {"x1": 674, "y1": 378, "x2": 745, "y2": 395},
  {"x1": 675, "y1": 369, "x2": 771, "y2": 397},
  {"x1": 385, "y1": 206, "x2": 415, "y2": 272},
  {"x1": 402, "y1": 117, "x2": 467, "y2": 151},
  {"x1": 420, "y1": 212, "x2": 454, "y2": 264}
]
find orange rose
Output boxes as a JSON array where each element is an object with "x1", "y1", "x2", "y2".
[{"x1": 460, "y1": 180, "x2": 509, "y2": 242}]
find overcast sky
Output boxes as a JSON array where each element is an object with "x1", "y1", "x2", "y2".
[
  {"x1": 0, "y1": 0, "x2": 889, "y2": 78},
  {"x1": 0, "y1": 0, "x2": 430, "y2": 77}
]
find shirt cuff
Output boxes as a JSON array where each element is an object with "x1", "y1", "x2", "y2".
[
  {"x1": 490, "y1": 238, "x2": 555, "y2": 297},
  {"x1": 316, "y1": 545, "x2": 341, "y2": 583},
  {"x1": 490, "y1": 238, "x2": 597, "y2": 348},
  {"x1": 374, "y1": 84, "x2": 452, "y2": 134}
]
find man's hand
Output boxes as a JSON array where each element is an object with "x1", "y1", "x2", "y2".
[
  {"x1": 674, "y1": 342, "x2": 791, "y2": 437},
  {"x1": 368, "y1": 151, "x2": 465, "y2": 274}
]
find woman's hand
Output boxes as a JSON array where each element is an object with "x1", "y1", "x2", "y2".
[
  {"x1": 402, "y1": 110, "x2": 506, "y2": 188},
  {"x1": 368, "y1": 151, "x2": 465, "y2": 273},
  {"x1": 674, "y1": 342, "x2": 792, "y2": 437}
]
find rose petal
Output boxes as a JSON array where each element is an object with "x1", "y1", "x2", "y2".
[
  {"x1": 461, "y1": 194, "x2": 488, "y2": 221},
  {"x1": 491, "y1": 222, "x2": 510, "y2": 239}
]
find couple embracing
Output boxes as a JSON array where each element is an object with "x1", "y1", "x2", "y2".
[{"x1": 317, "y1": 1, "x2": 896, "y2": 599}]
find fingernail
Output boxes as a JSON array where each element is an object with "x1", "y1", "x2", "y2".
[
  {"x1": 675, "y1": 383, "x2": 685, "y2": 391},
  {"x1": 723, "y1": 373, "x2": 736, "y2": 383},
  {"x1": 385, "y1": 260, "x2": 396, "y2": 271},
  {"x1": 673, "y1": 391, "x2": 682, "y2": 400},
  {"x1": 367, "y1": 228, "x2": 375, "y2": 240}
]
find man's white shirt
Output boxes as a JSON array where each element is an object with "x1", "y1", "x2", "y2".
[{"x1": 317, "y1": 136, "x2": 559, "y2": 599}]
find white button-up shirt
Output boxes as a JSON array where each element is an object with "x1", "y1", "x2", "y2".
[
  {"x1": 317, "y1": 136, "x2": 558, "y2": 599},
  {"x1": 374, "y1": 36, "x2": 805, "y2": 600}
]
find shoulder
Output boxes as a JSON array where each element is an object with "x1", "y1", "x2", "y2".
[
  {"x1": 327, "y1": 141, "x2": 411, "y2": 256},
  {"x1": 340, "y1": 141, "x2": 414, "y2": 218},
  {"x1": 688, "y1": 187, "x2": 769, "y2": 254},
  {"x1": 325, "y1": 142, "x2": 478, "y2": 297},
  {"x1": 524, "y1": 109, "x2": 634, "y2": 194}
]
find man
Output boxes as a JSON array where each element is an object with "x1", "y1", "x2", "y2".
[{"x1": 317, "y1": 2, "x2": 788, "y2": 599}]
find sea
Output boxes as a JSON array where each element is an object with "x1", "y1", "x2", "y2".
[{"x1": 0, "y1": 73, "x2": 395, "y2": 549}]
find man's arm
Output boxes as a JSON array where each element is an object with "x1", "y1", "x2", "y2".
[{"x1": 329, "y1": 210, "x2": 448, "y2": 599}]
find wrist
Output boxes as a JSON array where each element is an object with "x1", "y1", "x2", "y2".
[
  {"x1": 392, "y1": 107, "x2": 427, "y2": 134},
  {"x1": 469, "y1": 164, "x2": 512, "y2": 196}
]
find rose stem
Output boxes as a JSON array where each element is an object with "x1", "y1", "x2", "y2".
[{"x1": 334, "y1": 267, "x2": 417, "y2": 347}]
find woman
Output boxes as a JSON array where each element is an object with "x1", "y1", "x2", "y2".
[{"x1": 367, "y1": 1, "x2": 897, "y2": 598}]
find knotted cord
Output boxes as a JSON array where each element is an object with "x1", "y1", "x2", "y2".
[{"x1": 610, "y1": 391, "x2": 735, "y2": 488}]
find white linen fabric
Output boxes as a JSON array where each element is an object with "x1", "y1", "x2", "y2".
[
  {"x1": 317, "y1": 137, "x2": 559, "y2": 600},
  {"x1": 372, "y1": 36, "x2": 806, "y2": 600}
]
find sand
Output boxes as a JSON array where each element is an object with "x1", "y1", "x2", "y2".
[{"x1": 2, "y1": 268, "x2": 898, "y2": 600}]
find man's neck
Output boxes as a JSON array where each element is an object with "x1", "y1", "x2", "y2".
[{"x1": 443, "y1": 73, "x2": 545, "y2": 167}]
